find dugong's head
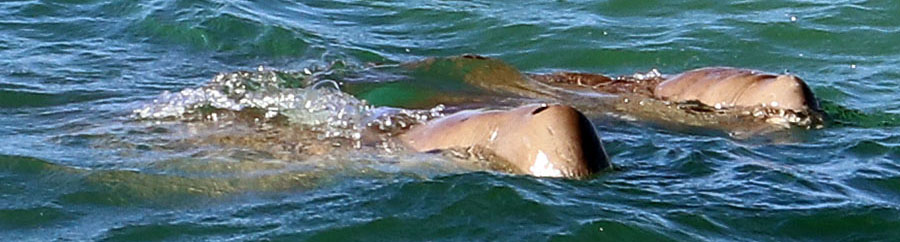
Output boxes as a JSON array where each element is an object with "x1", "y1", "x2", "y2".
[
  {"x1": 654, "y1": 67, "x2": 820, "y2": 112},
  {"x1": 400, "y1": 104, "x2": 611, "y2": 178}
]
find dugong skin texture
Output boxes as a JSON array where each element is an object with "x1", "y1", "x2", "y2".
[
  {"x1": 654, "y1": 67, "x2": 820, "y2": 112},
  {"x1": 400, "y1": 104, "x2": 610, "y2": 178}
]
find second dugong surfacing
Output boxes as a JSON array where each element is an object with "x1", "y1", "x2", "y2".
[
  {"x1": 529, "y1": 64, "x2": 824, "y2": 130},
  {"x1": 400, "y1": 104, "x2": 611, "y2": 178},
  {"x1": 654, "y1": 67, "x2": 821, "y2": 112}
]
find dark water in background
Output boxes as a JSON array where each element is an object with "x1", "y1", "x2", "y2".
[{"x1": 2, "y1": 0, "x2": 900, "y2": 241}]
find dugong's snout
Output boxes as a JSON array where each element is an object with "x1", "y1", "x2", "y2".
[{"x1": 522, "y1": 104, "x2": 611, "y2": 177}]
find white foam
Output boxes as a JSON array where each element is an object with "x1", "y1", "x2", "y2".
[{"x1": 133, "y1": 67, "x2": 446, "y2": 142}]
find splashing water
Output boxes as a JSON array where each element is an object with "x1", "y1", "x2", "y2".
[
  {"x1": 133, "y1": 67, "x2": 313, "y2": 120},
  {"x1": 132, "y1": 66, "x2": 446, "y2": 146}
]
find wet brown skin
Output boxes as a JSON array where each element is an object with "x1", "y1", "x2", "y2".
[
  {"x1": 530, "y1": 67, "x2": 820, "y2": 113},
  {"x1": 414, "y1": 55, "x2": 824, "y2": 130},
  {"x1": 528, "y1": 71, "x2": 663, "y2": 98},
  {"x1": 189, "y1": 103, "x2": 611, "y2": 178},
  {"x1": 399, "y1": 104, "x2": 611, "y2": 178},
  {"x1": 401, "y1": 55, "x2": 821, "y2": 117},
  {"x1": 653, "y1": 67, "x2": 820, "y2": 112},
  {"x1": 530, "y1": 68, "x2": 825, "y2": 133}
]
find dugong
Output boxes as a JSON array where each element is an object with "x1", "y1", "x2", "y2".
[
  {"x1": 653, "y1": 67, "x2": 821, "y2": 112},
  {"x1": 529, "y1": 66, "x2": 824, "y2": 130},
  {"x1": 400, "y1": 104, "x2": 611, "y2": 178}
]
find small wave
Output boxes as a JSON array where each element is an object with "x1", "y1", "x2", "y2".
[
  {"x1": 0, "y1": 206, "x2": 73, "y2": 229},
  {"x1": 98, "y1": 221, "x2": 278, "y2": 241},
  {"x1": 129, "y1": 12, "x2": 316, "y2": 58},
  {"x1": 820, "y1": 99, "x2": 900, "y2": 128},
  {"x1": 0, "y1": 89, "x2": 116, "y2": 108},
  {"x1": 0, "y1": 154, "x2": 67, "y2": 175}
]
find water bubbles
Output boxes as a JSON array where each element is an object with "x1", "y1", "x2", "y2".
[
  {"x1": 631, "y1": 68, "x2": 661, "y2": 80},
  {"x1": 310, "y1": 79, "x2": 341, "y2": 91},
  {"x1": 364, "y1": 104, "x2": 445, "y2": 135},
  {"x1": 134, "y1": 66, "x2": 378, "y2": 143}
]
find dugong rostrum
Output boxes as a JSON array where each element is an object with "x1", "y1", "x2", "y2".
[{"x1": 399, "y1": 103, "x2": 611, "y2": 178}]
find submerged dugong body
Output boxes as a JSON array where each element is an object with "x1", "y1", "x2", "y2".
[
  {"x1": 406, "y1": 55, "x2": 822, "y2": 118},
  {"x1": 400, "y1": 104, "x2": 610, "y2": 178},
  {"x1": 525, "y1": 63, "x2": 824, "y2": 129},
  {"x1": 654, "y1": 67, "x2": 820, "y2": 112}
]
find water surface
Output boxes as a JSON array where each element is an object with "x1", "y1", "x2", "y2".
[{"x1": 2, "y1": 0, "x2": 900, "y2": 241}]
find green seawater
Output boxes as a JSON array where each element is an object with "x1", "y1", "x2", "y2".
[{"x1": 2, "y1": 0, "x2": 900, "y2": 241}]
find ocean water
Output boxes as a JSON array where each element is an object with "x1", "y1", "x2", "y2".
[{"x1": 2, "y1": 0, "x2": 900, "y2": 241}]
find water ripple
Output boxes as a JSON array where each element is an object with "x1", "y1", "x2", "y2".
[{"x1": 2, "y1": 0, "x2": 900, "y2": 240}]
